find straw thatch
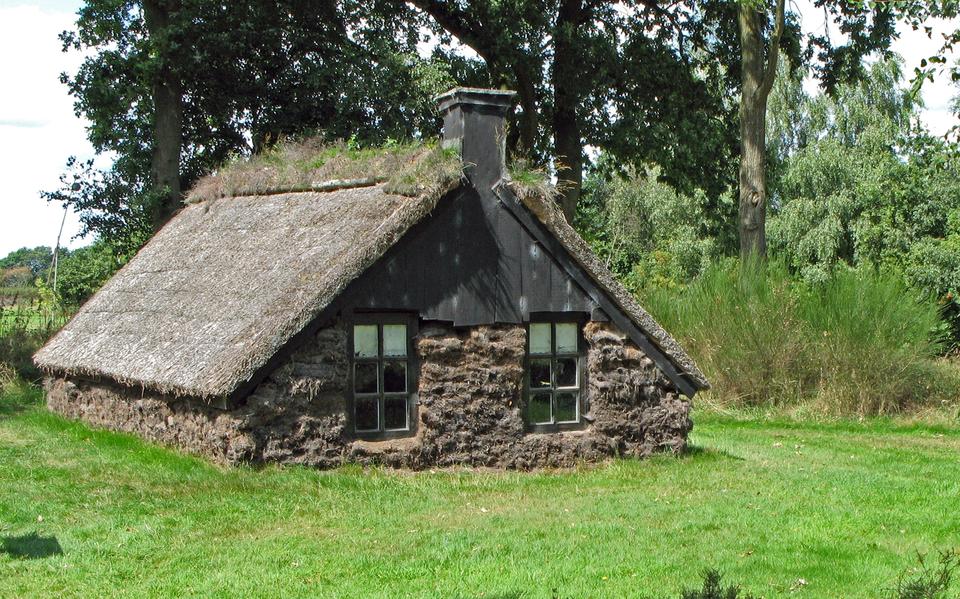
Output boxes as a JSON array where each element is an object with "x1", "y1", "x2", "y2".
[
  {"x1": 36, "y1": 172, "x2": 462, "y2": 398},
  {"x1": 502, "y1": 180, "x2": 709, "y2": 390}
]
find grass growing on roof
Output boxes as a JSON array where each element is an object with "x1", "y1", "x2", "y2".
[
  {"x1": 507, "y1": 158, "x2": 558, "y2": 205},
  {"x1": 187, "y1": 138, "x2": 463, "y2": 202},
  {"x1": 2, "y1": 383, "x2": 959, "y2": 597}
]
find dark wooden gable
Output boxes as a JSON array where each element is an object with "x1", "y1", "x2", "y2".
[{"x1": 342, "y1": 186, "x2": 599, "y2": 325}]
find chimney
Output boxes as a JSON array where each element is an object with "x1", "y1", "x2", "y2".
[{"x1": 435, "y1": 87, "x2": 517, "y2": 189}]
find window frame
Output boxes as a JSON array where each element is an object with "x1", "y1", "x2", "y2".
[
  {"x1": 347, "y1": 313, "x2": 419, "y2": 440},
  {"x1": 524, "y1": 316, "x2": 588, "y2": 433}
]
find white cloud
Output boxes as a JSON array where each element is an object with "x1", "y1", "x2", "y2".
[{"x1": 0, "y1": 2, "x2": 89, "y2": 257}]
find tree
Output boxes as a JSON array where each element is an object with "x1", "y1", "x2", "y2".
[
  {"x1": 47, "y1": 1, "x2": 454, "y2": 250},
  {"x1": 737, "y1": 0, "x2": 784, "y2": 259},
  {"x1": 142, "y1": 0, "x2": 183, "y2": 229},
  {"x1": 730, "y1": 0, "x2": 902, "y2": 260},
  {"x1": 0, "y1": 247, "x2": 53, "y2": 279},
  {"x1": 767, "y1": 57, "x2": 960, "y2": 280},
  {"x1": 409, "y1": 0, "x2": 737, "y2": 222}
]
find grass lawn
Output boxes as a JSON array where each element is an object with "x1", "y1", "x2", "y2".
[{"x1": 1, "y1": 383, "x2": 958, "y2": 598}]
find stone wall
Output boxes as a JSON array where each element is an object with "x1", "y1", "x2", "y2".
[
  {"x1": 46, "y1": 323, "x2": 352, "y2": 467},
  {"x1": 410, "y1": 322, "x2": 691, "y2": 468},
  {"x1": 45, "y1": 319, "x2": 692, "y2": 468}
]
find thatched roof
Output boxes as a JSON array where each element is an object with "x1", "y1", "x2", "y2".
[
  {"x1": 36, "y1": 138, "x2": 706, "y2": 397},
  {"x1": 506, "y1": 181, "x2": 708, "y2": 390},
  {"x1": 35, "y1": 143, "x2": 463, "y2": 399}
]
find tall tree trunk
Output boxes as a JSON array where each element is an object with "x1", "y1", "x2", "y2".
[
  {"x1": 512, "y1": 64, "x2": 539, "y2": 157},
  {"x1": 143, "y1": 0, "x2": 183, "y2": 230},
  {"x1": 553, "y1": 0, "x2": 586, "y2": 222},
  {"x1": 738, "y1": 0, "x2": 784, "y2": 260}
]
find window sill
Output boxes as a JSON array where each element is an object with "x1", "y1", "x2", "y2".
[
  {"x1": 525, "y1": 422, "x2": 589, "y2": 435},
  {"x1": 351, "y1": 433, "x2": 421, "y2": 452}
]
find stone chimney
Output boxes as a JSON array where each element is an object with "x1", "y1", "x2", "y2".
[{"x1": 435, "y1": 87, "x2": 517, "y2": 190}]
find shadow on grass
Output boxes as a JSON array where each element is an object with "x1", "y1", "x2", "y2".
[
  {"x1": 683, "y1": 444, "x2": 745, "y2": 461},
  {"x1": 0, "y1": 382, "x2": 43, "y2": 419},
  {"x1": 1, "y1": 533, "x2": 63, "y2": 559}
]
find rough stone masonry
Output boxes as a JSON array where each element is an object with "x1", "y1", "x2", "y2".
[{"x1": 45, "y1": 320, "x2": 692, "y2": 469}]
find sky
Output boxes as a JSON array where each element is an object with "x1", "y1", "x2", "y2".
[{"x1": 1, "y1": 1, "x2": 959, "y2": 258}]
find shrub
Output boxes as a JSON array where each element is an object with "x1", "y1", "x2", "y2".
[
  {"x1": 679, "y1": 570, "x2": 757, "y2": 599},
  {"x1": 577, "y1": 165, "x2": 724, "y2": 292},
  {"x1": 54, "y1": 240, "x2": 127, "y2": 307},
  {"x1": 643, "y1": 261, "x2": 951, "y2": 416},
  {"x1": 890, "y1": 551, "x2": 959, "y2": 599}
]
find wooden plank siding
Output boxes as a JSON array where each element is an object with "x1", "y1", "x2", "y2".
[{"x1": 341, "y1": 189, "x2": 597, "y2": 326}]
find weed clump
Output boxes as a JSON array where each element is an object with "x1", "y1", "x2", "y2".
[
  {"x1": 890, "y1": 550, "x2": 959, "y2": 599},
  {"x1": 679, "y1": 570, "x2": 757, "y2": 599}
]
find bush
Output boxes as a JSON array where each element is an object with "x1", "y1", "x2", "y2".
[
  {"x1": 54, "y1": 240, "x2": 126, "y2": 307},
  {"x1": 642, "y1": 261, "x2": 952, "y2": 416},
  {"x1": 890, "y1": 551, "x2": 959, "y2": 599},
  {"x1": 679, "y1": 570, "x2": 756, "y2": 599},
  {"x1": 577, "y1": 165, "x2": 725, "y2": 292}
]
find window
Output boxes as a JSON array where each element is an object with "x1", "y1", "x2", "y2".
[
  {"x1": 526, "y1": 321, "x2": 583, "y2": 429},
  {"x1": 351, "y1": 317, "x2": 416, "y2": 437}
]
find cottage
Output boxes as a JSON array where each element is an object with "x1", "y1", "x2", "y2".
[{"x1": 34, "y1": 88, "x2": 708, "y2": 468}]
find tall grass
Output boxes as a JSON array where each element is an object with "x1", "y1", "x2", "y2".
[
  {"x1": 643, "y1": 261, "x2": 956, "y2": 417},
  {"x1": 0, "y1": 299, "x2": 70, "y2": 381}
]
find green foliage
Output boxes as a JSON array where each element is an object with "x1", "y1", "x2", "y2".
[
  {"x1": 642, "y1": 261, "x2": 951, "y2": 416},
  {"x1": 0, "y1": 246, "x2": 53, "y2": 279},
  {"x1": 48, "y1": 0, "x2": 452, "y2": 249},
  {"x1": 577, "y1": 164, "x2": 727, "y2": 291},
  {"x1": 764, "y1": 56, "x2": 960, "y2": 348},
  {"x1": 768, "y1": 58, "x2": 960, "y2": 277},
  {"x1": 52, "y1": 240, "x2": 130, "y2": 308},
  {"x1": 0, "y1": 301, "x2": 69, "y2": 382},
  {"x1": 1, "y1": 267, "x2": 34, "y2": 289}
]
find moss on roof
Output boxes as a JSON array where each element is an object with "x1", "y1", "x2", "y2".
[{"x1": 187, "y1": 139, "x2": 463, "y2": 203}]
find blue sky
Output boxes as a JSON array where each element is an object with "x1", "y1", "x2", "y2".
[{"x1": 1, "y1": 1, "x2": 958, "y2": 257}]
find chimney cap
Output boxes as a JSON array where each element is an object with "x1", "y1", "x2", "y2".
[{"x1": 435, "y1": 87, "x2": 517, "y2": 114}]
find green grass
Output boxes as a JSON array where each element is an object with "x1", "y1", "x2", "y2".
[{"x1": 1, "y1": 383, "x2": 958, "y2": 598}]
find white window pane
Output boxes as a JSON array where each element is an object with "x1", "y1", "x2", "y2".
[
  {"x1": 529, "y1": 323, "x2": 552, "y2": 354},
  {"x1": 383, "y1": 324, "x2": 407, "y2": 357},
  {"x1": 556, "y1": 323, "x2": 578, "y2": 353},
  {"x1": 354, "y1": 324, "x2": 378, "y2": 358}
]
